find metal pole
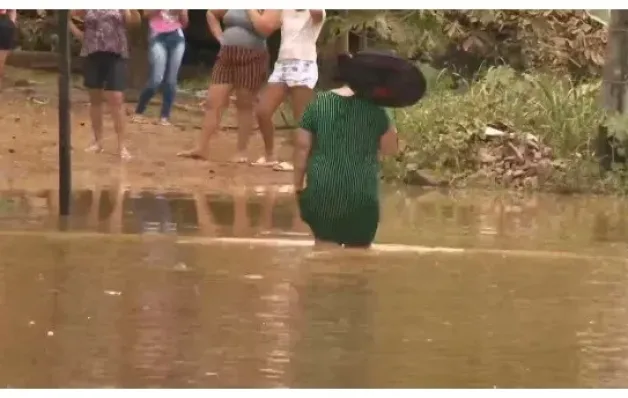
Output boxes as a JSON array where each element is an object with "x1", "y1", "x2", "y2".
[{"x1": 58, "y1": 10, "x2": 71, "y2": 216}]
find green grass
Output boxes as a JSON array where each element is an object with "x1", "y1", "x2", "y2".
[{"x1": 382, "y1": 66, "x2": 628, "y2": 194}]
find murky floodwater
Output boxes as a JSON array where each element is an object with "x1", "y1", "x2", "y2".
[{"x1": 1, "y1": 187, "x2": 628, "y2": 388}]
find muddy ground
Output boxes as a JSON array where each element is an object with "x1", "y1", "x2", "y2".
[{"x1": 0, "y1": 67, "x2": 294, "y2": 192}]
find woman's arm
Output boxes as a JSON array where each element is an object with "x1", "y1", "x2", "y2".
[
  {"x1": 206, "y1": 10, "x2": 224, "y2": 43},
  {"x1": 379, "y1": 126, "x2": 399, "y2": 156},
  {"x1": 69, "y1": 10, "x2": 85, "y2": 41},
  {"x1": 7, "y1": 10, "x2": 16, "y2": 23},
  {"x1": 121, "y1": 10, "x2": 141, "y2": 26},
  {"x1": 143, "y1": 10, "x2": 161, "y2": 19},
  {"x1": 309, "y1": 10, "x2": 325, "y2": 24},
  {"x1": 246, "y1": 9, "x2": 281, "y2": 37},
  {"x1": 293, "y1": 128, "x2": 313, "y2": 191}
]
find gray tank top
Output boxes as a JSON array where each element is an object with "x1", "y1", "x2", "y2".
[{"x1": 221, "y1": 10, "x2": 266, "y2": 50}]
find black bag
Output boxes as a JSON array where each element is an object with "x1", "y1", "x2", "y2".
[{"x1": 338, "y1": 50, "x2": 427, "y2": 108}]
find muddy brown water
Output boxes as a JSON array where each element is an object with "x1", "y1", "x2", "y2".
[{"x1": 1, "y1": 187, "x2": 628, "y2": 388}]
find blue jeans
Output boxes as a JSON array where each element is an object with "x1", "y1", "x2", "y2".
[{"x1": 135, "y1": 29, "x2": 185, "y2": 119}]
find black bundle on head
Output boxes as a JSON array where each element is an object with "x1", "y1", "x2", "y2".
[{"x1": 336, "y1": 50, "x2": 427, "y2": 108}]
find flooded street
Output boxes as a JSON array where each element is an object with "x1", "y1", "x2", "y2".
[{"x1": 1, "y1": 187, "x2": 628, "y2": 387}]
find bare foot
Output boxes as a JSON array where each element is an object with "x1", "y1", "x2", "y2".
[
  {"x1": 230, "y1": 153, "x2": 249, "y2": 164},
  {"x1": 177, "y1": 149, "x2": 208, "y2": 160},
  {"x1": 120, "y1": 147, "x2": 132, "y2": 161},
  {"x1": 131, "y1": 114, "x2": 149, "y2": 124},
  {"x1": 85, "y1": 142, "x2": 104, "y2": 154}
]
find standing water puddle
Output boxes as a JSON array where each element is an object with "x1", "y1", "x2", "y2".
[{"x1": 1, "y1": 187, "x2": 628, "y2": 387}]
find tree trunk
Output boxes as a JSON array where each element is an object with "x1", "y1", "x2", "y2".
[
  {"x1": 598, "y1": 10, "x2": 628, "y2": 171},
  {"x1": 601, "y1": 10, "x2": 628, "y2": 113}
]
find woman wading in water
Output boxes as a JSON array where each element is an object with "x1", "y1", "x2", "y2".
[
  {"x1": 177, "y1": 9, "x2": 281, "y2": 162},
  {"x1": 133, "y1": 10, "x2": 188, "y2": 126},
  {"x1": 69, "y1": 9, "x2": 141, "y2": 160},
  {"x1": 0, "y1": 9, "x2": 17, "y2": 90},
  {"x1": 253, "y1": 9, "x2": 326, "y2": 170},
  {"x1": 294, "y1": 51, "x2": 426, "y2": 248}
]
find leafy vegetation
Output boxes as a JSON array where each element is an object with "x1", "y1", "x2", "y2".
[{"x1": 378, "y1": 66, "x2": 628, "y2": 194}]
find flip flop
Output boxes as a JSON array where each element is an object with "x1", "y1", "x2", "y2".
[
  {"x1": 273, "y1": 161, "x2": 294, "y2": 172},
  {"x1": 177, "y1": 150, "x2": 207, "y2": 160},
  {"x1": 251, "y1": 157, "x2": 278, "y2": 167},
  {"x1": 85, "y1": 143, "x2": 104, "y2": 154}
]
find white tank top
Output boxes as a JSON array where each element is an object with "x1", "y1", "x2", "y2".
[{"x1": 278, "y1": 10, "x2": 326, "y2": 62}]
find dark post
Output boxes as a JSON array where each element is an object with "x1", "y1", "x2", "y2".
[
  {"x1": 598, "y1": 10, "x2": 628, "y2": 171},
  {"x1": 58, "y1": 10, "x2": 71, "y2": 216}
]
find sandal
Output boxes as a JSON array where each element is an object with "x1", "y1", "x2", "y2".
[
  {"x1": 177, "y1": 150, "x2": 208, "y2": 160},
  {"x1": 120, "y1": 147, "x2": 132, "y2": 161},
  {"x1": 251, "y1": 156, "x2": 278, "y2": 167},
  {"x1": 85, "y1": 142, "x2": 104, "y2": 154},
  {"x1": 131, "y1": 114, "x2": 149, "y2": 124},
  {"x1": 273, "y1": 161, "x2": 294, "y2": 172}
]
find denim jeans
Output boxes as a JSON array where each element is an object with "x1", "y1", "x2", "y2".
[{"x1": 135, "y1": 29, "x2": 185, "y2": 119}]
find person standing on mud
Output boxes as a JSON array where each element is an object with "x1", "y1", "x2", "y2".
[
  {"x1": 132, "y1": 10, "x2": 188, "y2": 126},
  {"x1": 253, "y1": 10, "x2": 326, "y2": 171},
  {"x1": 69, "y1": 10, "x2": 141, "y2": 160},
  {"x1": 177, "y1": 10, "x2": 281, "y2": 163},
  {"x1": 0, "y1": 9, "x2": 17, "y2": 90},
  {"x1": 294, "y1": 52, "x2": 425, "y2": 248}
]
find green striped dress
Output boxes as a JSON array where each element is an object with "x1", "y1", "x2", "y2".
[{"x1": 297, "y1": 91, "x2": 391, "y2": 246}]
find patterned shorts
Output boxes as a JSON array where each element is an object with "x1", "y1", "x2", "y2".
[
  {"x1": 268, "y1": 59, "x2": 318, "y2": 89},
  {"x1": 211, "y1": 45, "x2": 269, "y2": 92}
]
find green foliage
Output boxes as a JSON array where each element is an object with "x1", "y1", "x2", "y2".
[{"x1": 381, "y1": 66, "x2": 618, "y2": 193}]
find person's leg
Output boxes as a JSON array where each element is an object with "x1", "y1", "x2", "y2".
[
  {"x1": 83, "y1": 53, "x2": 106, "y2": 152},
  {"x1": 134, "y1": 37, "x2": 168, "y2": 119},
  {"x1": 0, "y1": 50, "x2": 8, "y2": 90},
  {"x1": 87, "y1": 89, "x2": 105, "y2": 152},
  {"x1": 159, "y1": 32, "x2": 186, "y2": 124},
  {"x1": 231, "y1": 48, "x2": 269, "y2": 163},
  {"x1": 0, "y1": 17, "x2": 16, "y2": 90},
  {"x1": 273, "y1": 60, "x2": 318, "y2": 172},
  {"x1": 254, "y1": 82, "x2": 287, "y2": 165},
  {"x1": 233, "y1": 87, "x2": 256, "y2": 163},
  {"x1": 289, "y1": 86, "x2": 315, "y2": 124},
  {"x1": 253, "y1": 60, "x2": 288, "y2": 166},
  {"x1": 177, "y1": 83, "x2": 231, "y2": 160},
  {"x1": 103, "y1": 53, "x2": 130, "y2": 159}
]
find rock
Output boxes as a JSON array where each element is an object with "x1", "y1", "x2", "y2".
[
  {"x1": 13, "y1": 79, "x2": 35, "y2": 88},
  {"x1": 502, "y1": 169, "x2": 514, "y2": 185},
  {"x1": 484, "y1": 126, "x2": 508, "y2": 138},
  {"x1": 506, "y1": 141, "x2": 524, "y2": 163},
  {"x1": 536, "y1": 159, "x2": 554, "y2": 180},
  {"x1": 512, "y1": 169, "x2": 525, "y2": 178},
  {"x1": 477, "y1": 147, "x2": 497, "y2": 164},
  {"x1": 523, "y1": 176, "x2": 539, "y2": 190},
  {"x1": 404, "y1": 168, "x2": 447, "y2": 187}
]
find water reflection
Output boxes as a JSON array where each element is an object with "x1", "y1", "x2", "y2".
[
  {"x1": 0, "y1": 186, "x2": 308, "y2": 238},
  {"x1": 2, "y1": 188, "x2": 628, "y2": 255}
]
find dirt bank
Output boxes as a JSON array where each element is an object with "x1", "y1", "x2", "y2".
[{"x1": 0, "y1": 69, "x2": 294, "y2": 192}]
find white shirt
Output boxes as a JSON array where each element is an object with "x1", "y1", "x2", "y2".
[{"x1": 277, "y1": 10, "x2": 326, "y2": 62}]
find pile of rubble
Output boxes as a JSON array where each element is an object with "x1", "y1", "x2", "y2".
[{"x1": 472, "y1": 126, "x2": 562, "y2": 189}]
